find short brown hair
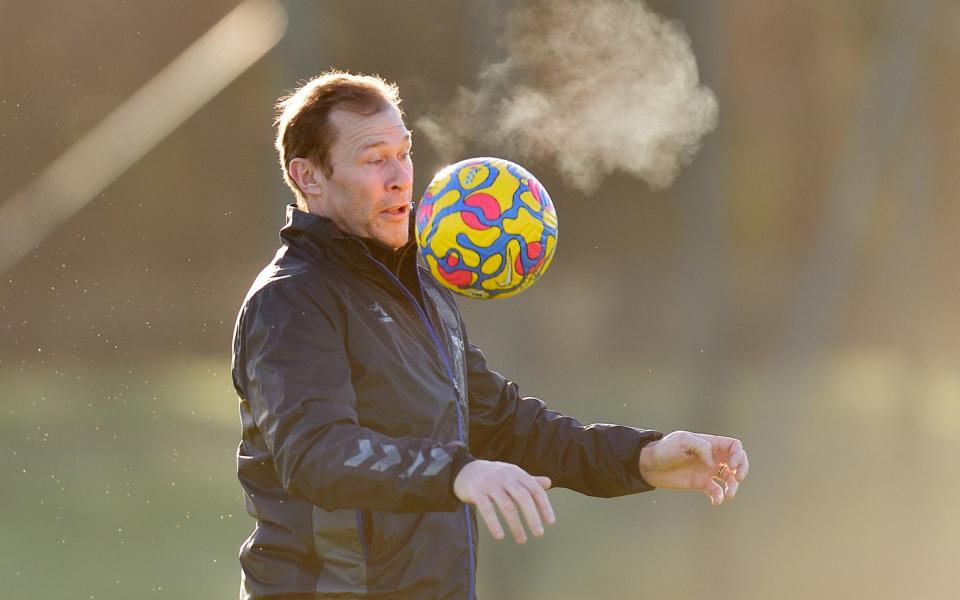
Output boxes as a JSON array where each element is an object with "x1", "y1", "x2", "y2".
[{"x1": 274, "y1": 70, "x2": 402, "y2": 210}]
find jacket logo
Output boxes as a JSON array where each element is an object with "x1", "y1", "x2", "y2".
[
  {"x1": 343, "y1": 438, "x2": 451, "y2": 478},
  {"x1": 368, "y1": 302, "x2": 394, "y2": 323}
]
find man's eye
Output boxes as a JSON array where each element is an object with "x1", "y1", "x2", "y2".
[
  {"x1": 400, "y1": 151, "x2": 412, "y2": 160},
  {"x1": 368, "y1": 158, "x2": 385, "y2": 166}
]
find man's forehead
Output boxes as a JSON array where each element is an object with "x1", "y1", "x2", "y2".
[{"x1": 331, "y1": 107, "x2": 411, "y2": 149}]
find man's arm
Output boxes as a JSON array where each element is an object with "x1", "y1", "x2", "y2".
[
  {"x1": 462, "y1": 331, "x2": 751, "y2": 505},
  {"x1": 236, "y1": 280, "x2": 468, "y2": 513},
  {"x1": 448, "y1": 315, "x2": 750, "y2": 541},
  {"x1": 461, "y1": 321, "x2": 663, "y2": 498}
]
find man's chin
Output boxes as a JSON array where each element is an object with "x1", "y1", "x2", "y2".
[
  {"x1": 371, "y1": 216, "x2": 410, "y2": 250},
  {"x1": 374, "y1": 230, "x2": 409, "y2": 252},
  {"x1": 391, "y1": 234, "x2": 411, "y2": 251},
  {"x1": 391, "y1": 223, "x2": 411, "y2": 250}
]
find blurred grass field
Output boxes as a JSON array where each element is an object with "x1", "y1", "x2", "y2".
[
  {"x1": 2, "y1": 358, "x2": 246, "y2": 599},
  {"x1": 3, "y1": 350, "x2": 958, "y2": 599}
]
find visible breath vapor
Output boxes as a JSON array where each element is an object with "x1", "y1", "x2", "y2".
[{"x1": 416, "y1": 0, "x2": 718, "y2": 193}]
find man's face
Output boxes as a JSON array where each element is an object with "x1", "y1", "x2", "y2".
[{"x1": 316, "y1": 105, "x2": 414, "y2": 251}]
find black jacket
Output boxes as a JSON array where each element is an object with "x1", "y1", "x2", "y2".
[{"x1": 231, "y1": 206, "x2": 663, "y2": 599}]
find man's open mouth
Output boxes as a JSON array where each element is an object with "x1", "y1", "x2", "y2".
[{"x1": 381, "y1": 204, "x2": 410, "y2": 217}]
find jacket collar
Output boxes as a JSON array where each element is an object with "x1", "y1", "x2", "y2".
[
  {"x1": 279, "y1": 204, "x2": 349, "y2": 245},
  {"x1": 279, "y1": 204, "x2": 420, "y2": 280}
]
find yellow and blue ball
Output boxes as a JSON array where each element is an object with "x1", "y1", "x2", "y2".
[{"x1": 416, "y1": 157, "x2": 558, "y2": 300}]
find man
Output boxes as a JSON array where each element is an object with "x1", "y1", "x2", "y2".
[{"x1": 231, "y1": 70, "x2": 749, "y2": 600}]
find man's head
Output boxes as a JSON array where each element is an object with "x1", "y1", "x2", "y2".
[{"x1": 275, "y1": 71, "x2": 414, "y2": 250}]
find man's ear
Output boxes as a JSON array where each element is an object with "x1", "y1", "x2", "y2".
[{"x1": 288, "y1": 158, "x2": 326, "y2": 196}]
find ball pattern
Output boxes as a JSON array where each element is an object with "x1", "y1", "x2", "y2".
[{"x1": 416, "y1": 157, "x2": 558, "y2": 299}]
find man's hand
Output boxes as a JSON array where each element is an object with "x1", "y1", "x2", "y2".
[
  {"x1": 638, "y1": 431, "x2": 749, "y2": 506},
  {"x1": 453, "y1": 460, "x2": 556, "y2": 543}
]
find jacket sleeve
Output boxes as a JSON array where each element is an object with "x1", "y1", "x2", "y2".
[
  {"x1": 462, "y1": 321, "x2": 663, "y2": 498},
  {"x1": 237, "y1": 278, "x2": 468, "y2": 513}
]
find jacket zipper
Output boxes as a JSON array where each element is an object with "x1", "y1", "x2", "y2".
[{"x1": 363, "y1": 253, "x2": 477, "y2": 599}]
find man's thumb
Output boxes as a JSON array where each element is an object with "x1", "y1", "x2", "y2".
[{"x1": 534, "y1": 476, "x2": 552, "y2": 490}]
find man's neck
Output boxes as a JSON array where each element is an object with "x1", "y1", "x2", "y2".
[{"x1": 363, "y1": 237, "x2": 404, "y2": 274}]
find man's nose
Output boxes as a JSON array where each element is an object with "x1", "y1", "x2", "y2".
[{"x1": 387, "y1": 158, "x2": 413, "y2": 191}]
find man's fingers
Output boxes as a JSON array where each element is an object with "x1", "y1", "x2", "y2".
[
  {"x1": 525, "y1": 478, "x2": 556, "y2": 526},
  {"x1": 456, "y1": 462, "x2": 558, "y2": 542},
  {"x1": 703, "y1": 479, "x2": 725, "y2": 505},
  {"x1": 724, "y1": 478, "x2": 739, "y2": 500},
  {"x1": 718, "y1": 468, "x2": 739, "y2": 500},
  {"x1": 713, "y1": 463, "x2": 741, "y2": 500},
  {"x1": 506, "y1": 483, "x2": 544, "y2": 538},
  {"x1": 491, "y1": 490, "x2": 527, "y2": 543},
  {"x1": 729, "y1": 449, "x2": 749, "y2": 481},
  {"x1": 474, "y1": 496, "x2": 505, "y2": 540}
]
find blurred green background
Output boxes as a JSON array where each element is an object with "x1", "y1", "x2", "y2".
[{"x1": 2, "y1": 1, "x2": 959, "y2": 598}]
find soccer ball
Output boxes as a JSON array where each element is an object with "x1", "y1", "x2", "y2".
[{"x1": 416, "y1": 157, "x2": 558, "y2": 300}]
